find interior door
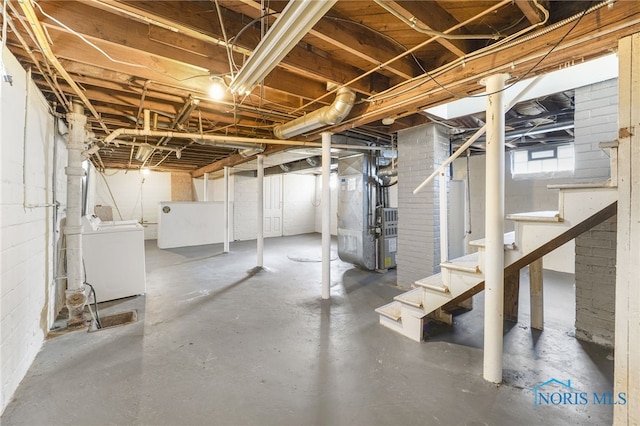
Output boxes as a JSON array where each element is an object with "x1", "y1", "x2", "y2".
[{"x1": 263, "y1": 174, "x2": 283, "y2": 238}]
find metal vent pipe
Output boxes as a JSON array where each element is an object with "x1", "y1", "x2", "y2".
[{"x1": 273, "y1": 88, "x2": 356, "y2": 139}]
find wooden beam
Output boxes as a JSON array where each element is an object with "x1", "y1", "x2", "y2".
[
  {"x1": 614, "y1": 32, "x2": 640, "y2": 426},
  {"x1": 327, "y1": 2, "x2": 640, "y2": 135},
  {"x1": 382, "y1": 1, "x2": 472, "y2": 57},
  {"x1": 529, "y1": 258, "x2": 544, "y2": 330},
  {"x1": 515, "y1": 0, "x2": 547, "y2": 25},
  {"x1": 504, "y1": 269, "x2": 520, "y2": 322},
  {"x1": 235, "y1": 0, "x2": 418, "y2": 80},
  {"x1": 81, "y1": 0, "x2": 379, "y2": 94},
  {"x1": 191, "y1": 144, "x2": 291, "y2": 178}
]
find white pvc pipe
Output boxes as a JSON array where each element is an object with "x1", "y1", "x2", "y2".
[
  {"x1": 482, "y1": 73, "x2": 509, "y2": 384},
  {"x1": 203, "y1": 172, "x2": 209, "y2": 202},
  {"x1": 224, "y1": 166, "x2": 230, "y2": 253},
  {"x1": 321, "y1": 132, "x2": 332, "y2": 299},
  {"x1": 257, "y1": 155, "x2": 264, "y2": 268},
  {"x1": 439, "y1": 170, "x2": 448, "y2": 264},
  {"x1": 64, "y1": 102, "x2": 88, "y2": 323}
]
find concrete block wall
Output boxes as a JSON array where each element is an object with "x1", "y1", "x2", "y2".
[
  {"x1": 1, "y1": 48, "x2": 62, "y2": 413},
  {"x1": 574, "y1": 78, "x2": 618, "y2": 181},
  {"x1": 574, "y1": 216, "x2": 617, "y2": 347},
  {"x1": 396, "y1": 123, "x2": 448, "y2": 288}
]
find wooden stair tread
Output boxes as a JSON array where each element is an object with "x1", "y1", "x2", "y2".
[
  {"x1": 469, "y1": 231, "x2": 516, "y2": 250},
  {"x1": 375, "y1": 301, "x2": 402, "y2": 321},
  {"x1": 506, "y1": 211, "x2": 562, "y2": 222},
  {"x1": 394, "y1": 287, "x2": 424, "y2": 308},
  {"x1": 547, "y1": 182, "x2": 614, "y2": 190},
  {"x1": 440, "y1": 252, "x2": 480, "y2": 274}
]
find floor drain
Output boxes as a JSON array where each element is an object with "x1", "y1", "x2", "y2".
[{"x1": 89, "y1": 310, "x2": 138, "y2": 332}]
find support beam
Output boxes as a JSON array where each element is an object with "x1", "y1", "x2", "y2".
[
  {"x1": 203, "y1": 172, "x2": 209, "y2": 202},
  {"x1": 321, "y1": 132, "x2": 332, "y2": 300},
  {"x1": 529, "y1": 258, "x2": 544, "y2": 330},
  {"x1": 614, "y1": 32, "x2": 640, "y2": 426},
  {"x1": 223, "y1": 167, "x2": 230, "y2": 253},
  {"x1": 257, "y1": 155, "x2": 264, "y2": 268},
  {"x1": 504, "y1": 270, "x2": 520, "y2": 322},
  {"x1": 439, "y1": 170, "x2": 448, "y2": 264},
  {"x1": 482, "y1": 73, "x2": 509, "y2": 384}
]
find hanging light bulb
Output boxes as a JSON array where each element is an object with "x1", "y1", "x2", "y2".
[{"x1": 209, "y1": 75, "x2": 227, "y2": 100}]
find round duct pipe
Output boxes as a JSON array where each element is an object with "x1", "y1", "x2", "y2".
[{"x1": 273, "y1": 88, "x2": 356, "y2": 140}]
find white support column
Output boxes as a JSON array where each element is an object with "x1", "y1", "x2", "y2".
[
  {"x1": 321, "y1": 132, "x2": 332, "y2": 299},
  {"x1": 482, "y1": 73, "x2": 509, "y2": 384},
  {"x1": 257, "y1": 154, "x2": 264, "y2": 268},
  {"x1": 614, "y1": 32, "x2": 640, "y2": 426},
  {"x1": 439, "y1": 170, "x2": 448, "y2": 264},
  {"x1": 223, "y1": 166, "x2": 230, "y2": 253},
  {"x1": 203, "y1": 172, "x2": 209, "y2": 201},
  {"x1": 64, "y1": 101, "x2": 88, "y2": 325}
]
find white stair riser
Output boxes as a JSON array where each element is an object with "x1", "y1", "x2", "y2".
[
  {"x1": 559, "y1": 187, "x2": 617, "y2": 224},
  {"x1": 441, "y1": 267, "x2": 484, "y2": 294},
  {"x1": 378, "y1": 315, "x2": 423, "y2": 342}
]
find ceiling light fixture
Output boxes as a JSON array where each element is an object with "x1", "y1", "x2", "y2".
[
  {"x1": 228, "y1": 0, "x2": 337, "y2": 95},
  {"x1": 209, "y1": 75, "x2": 227, "y2": 100}
]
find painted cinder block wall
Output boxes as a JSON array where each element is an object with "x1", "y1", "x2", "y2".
[
  {"x1": 1, "y1": 48, "x2": 65, "y2": 413},
  {"x1": 396, "y1": 123, "x2": 449, "y2": 288},
  {"x1": 573, "y1": 78, "x2": 618, "y2": 346},
  {"x1": 573, "y1": 79, "x2": 618, "y2": 181}
]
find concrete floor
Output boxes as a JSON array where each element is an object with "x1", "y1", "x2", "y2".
[{"x1": 2, "y1": 234, "x2": 614, "y2": 425}]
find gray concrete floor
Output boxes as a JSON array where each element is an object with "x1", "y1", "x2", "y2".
[{"x1": 2, "y1": 234, "x2": 614, "y2": 425}]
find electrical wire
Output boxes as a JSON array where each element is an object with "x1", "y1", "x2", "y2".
[
  {"x1": 367, "y1": 0, "x2": 596, "y2": 104},
  {"x1": 84, "y1": 282, "x2": 102, "y2": 329},
  {"x1": 32, "y1": 1, "x2": 209, "y2": 83}
]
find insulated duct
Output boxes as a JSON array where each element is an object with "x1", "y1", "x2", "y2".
[{"x1": 273, "y1": 88, "x2": 356, "y2": 139}]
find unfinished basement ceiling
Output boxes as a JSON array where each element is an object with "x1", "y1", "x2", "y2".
[{"x1": 2, "y1": 1, "x2": 639, "y2": 175}]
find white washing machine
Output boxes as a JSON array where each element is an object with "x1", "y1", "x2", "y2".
[{"x1": 82, "y1": 215, "x2": 146, "y2": 303}]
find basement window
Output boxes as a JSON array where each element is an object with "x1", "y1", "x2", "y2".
[{"x1": 511, "y1": 144, "x2": 574, "y2": 177}]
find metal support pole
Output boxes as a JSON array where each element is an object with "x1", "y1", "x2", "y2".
[
  {"x1": 439, "y1": 170, "x2": 448, "y2": 264},
  {"x1": 224, "y1": 166, "x2": 230, "y2": 253},
  {"x1": 64, "y1": 101, "x2": 88, "y2": 325},
  {"x1": 203, "y1": 172, "x2": 209, "y2": 201},
  {"x1": 482, "y1": 73, "x2": 509, "y2": 384},
  {"x1": 257, "y1": 154, "x2": 264, "y2": 268},
  {"x1": 321, "y1": 132, "x2": 332, "y2": 299}
]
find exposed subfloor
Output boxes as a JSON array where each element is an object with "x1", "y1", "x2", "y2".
[{"x1": 1, "y1": 234, "x2": 614, "y2": 425}]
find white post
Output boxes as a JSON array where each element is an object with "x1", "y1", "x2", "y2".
[
  {"x1": 482, "y1": 73, "x2": 509, "y2": 384},
  {"x1": 223, "y1": 166, "x2": 230, "y2": 253},
  {"x1": 203, "y1": 172, "x2": 209, "y2": 201},
  {"x1": 64, "y1": 101, "x2": 88, "y2": 325},
  {"x1": 614, "y1": 33, "x2": 640, "y2": 425},
  {"x1": 257, "y1": 154, "x2": 264, "y2": 268},
  {"x1": 439, "y1": 170, "x2": 448, "y2": 264},
  {"x1": 321, "y1": 132, "x2": 332, "y2": 299}
]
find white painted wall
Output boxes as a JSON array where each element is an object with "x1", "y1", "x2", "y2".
[
  {"x1": 235, "y1": 172, "x2": 320, "y2": 241},
  {"x1": 283, "y1": 174, "x2": 316, "y2": 236},
  {"x1": 193, "y1": 174, "x2": 235, "y2": 203},
  {"x1": 1, "y1": 48, "x2": 63, "y2": 413},
  {"x1": 92, "y1": 168, "x2": 171, "y2": 240}
]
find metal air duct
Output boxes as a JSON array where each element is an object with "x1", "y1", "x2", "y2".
[{"x1": 273, "y1": 87, "x2": 356, "y2": 139}]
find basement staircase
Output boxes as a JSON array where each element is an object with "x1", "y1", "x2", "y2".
[{"x1": 376, "y1": 181, "x2": 619, "y2": 342}]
